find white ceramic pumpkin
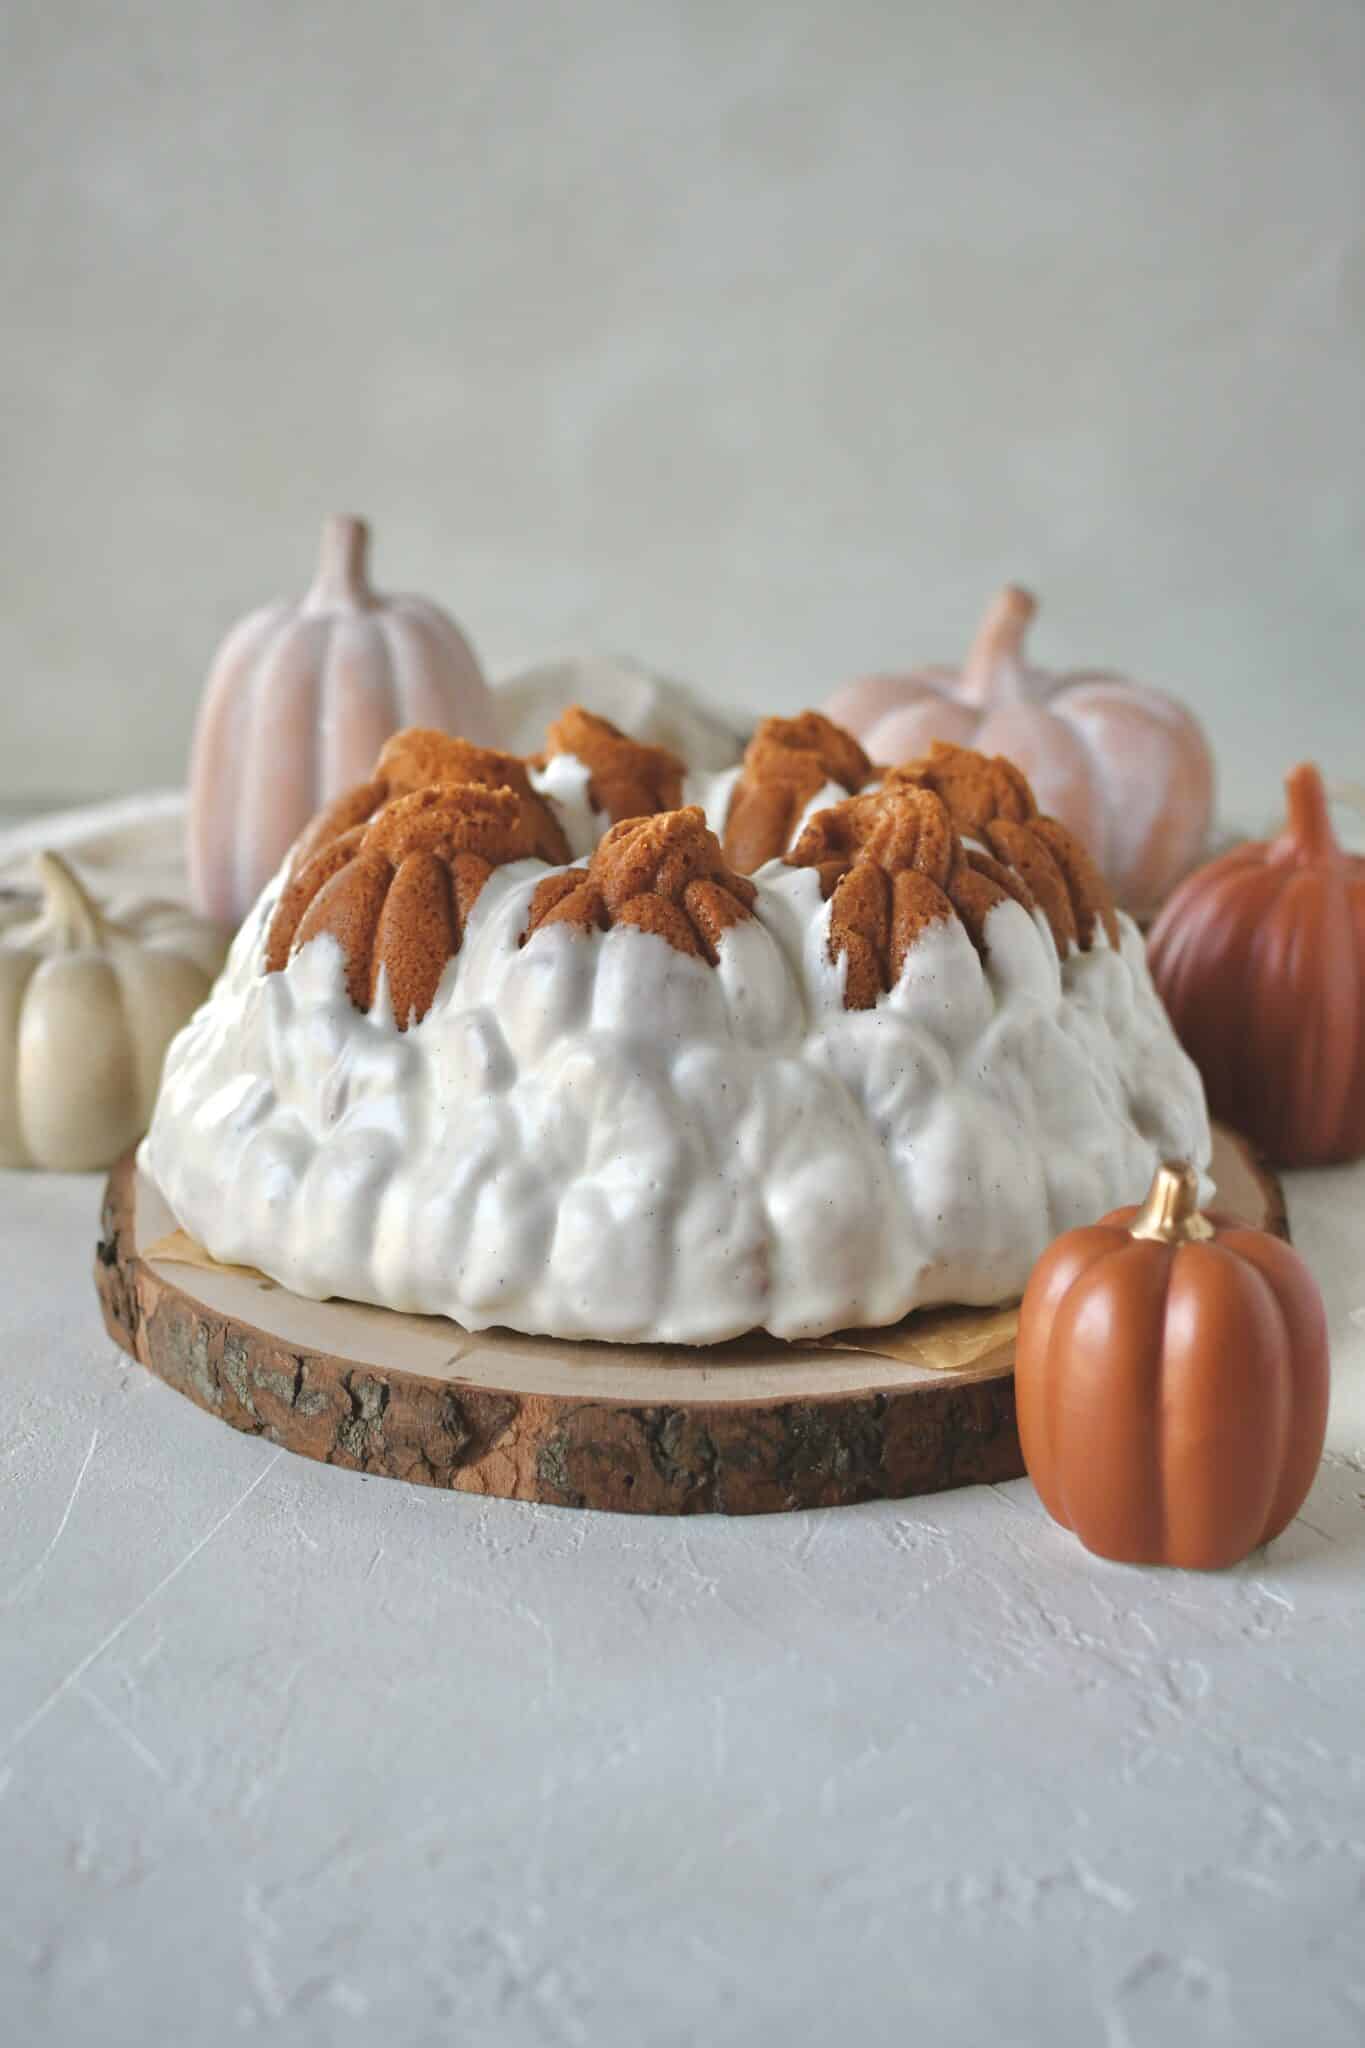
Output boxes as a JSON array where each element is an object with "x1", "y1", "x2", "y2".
[
  {"x1": 188, "y1": 515, "x2": 496, "y2": 927},
  {"x1": 824, "y1": 586, "x2": 1215, "y2": 917},
  {"x1": 0, "y1": 854, "x2": 227, "y2": 1170}
]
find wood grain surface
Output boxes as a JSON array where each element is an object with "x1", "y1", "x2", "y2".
[{"x1": 95, "y1": 1127, "x2": 1285, "y2": 1516}]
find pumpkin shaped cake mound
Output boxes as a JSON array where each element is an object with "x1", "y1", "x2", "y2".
[
  {"x1": 785, "y1": 784, "x2": 1009, "y2": 1008},
  {"x1": 144, "y1": 731, "x2": 1210, "y2": 1345},
  {"x1": 523, "y1": 808, "x2": 755, "y2": 962},
  {"x1": 786, "y1": 769, "x2": 1121, "y2": 1006},
  {"x1": 537, "y1": 707, "x2": 686, "y2": 833},
  {"x1": 265, "y1": 782, "x2": 550, "y2": 1028},
  {"x1": 879, "y1": 742, "x2": 1121, "y2": 952},
  {"x1": 721, "y1": 712, "x2": 874, "y2": 872},
  {"x1": 289, "y1": 727, "x2": 571, "y2": 873},
  {"x1": 526, "y1": 704, "x2": 692, "y2": 860}
]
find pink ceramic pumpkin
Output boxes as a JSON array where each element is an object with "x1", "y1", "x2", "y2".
[
  {"x1": 188, "y1": 516, "x2": 496, "y2": 927},
  {"x1": 824, "y1": 586, "x2": 1215, "y2": 918}
]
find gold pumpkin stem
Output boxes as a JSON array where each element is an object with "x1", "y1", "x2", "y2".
[
  {"x1": 1130, "y1": 1160, "x2": 1215, "y2": 1245},
  {"x1": 960, "y1": 584, "x2": 1038, "y2": 705},
  {"x1": 35, "y1": 851, "x2": 106, "y2": 951},
  {"x1": 307, "y1": 514, "x2": 374, "y2": 612}
]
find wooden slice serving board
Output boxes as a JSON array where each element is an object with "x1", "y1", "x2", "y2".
[{"x1": 95, "y1": 1126, "x2": 1286, "y2": 1517}]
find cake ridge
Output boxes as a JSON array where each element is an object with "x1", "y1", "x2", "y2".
[
  {"x1": 723, "y1": 711, "x2": 873, "y2": 872},
  {"x1": 522, "y1": 805, "x2": 756, "y2": 965},
  {"x1": 289, "y1": 727, "x2": 570, "y2": 874},
  {"x1": 266, "y1": 780, "x2": 546, "y2": 1028},
  {"x1": 539, "y1": 705, "x2": 686, "y2": 826}
]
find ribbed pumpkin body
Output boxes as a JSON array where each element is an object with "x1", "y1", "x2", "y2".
[
  {"x1": 0, "y1": 855, "x2": 226, "y2": 1170},
  {"x1": 1016, "y1": 1195, "x2": 1329, "y2": 1570},
  {"x1": 188, "y1": 517, "x2": 495, "y2": 927},
  {"x1": 824, "y1": 587, "x2": 1214, "y2": 918},
  {"x1": 1148, "y1": 764, "x2": 1365, "y2": 1166}
]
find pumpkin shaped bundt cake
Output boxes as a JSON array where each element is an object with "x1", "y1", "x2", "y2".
[{"x1": 144, "y1": 711, "x2": 1209, "y2": 1345}]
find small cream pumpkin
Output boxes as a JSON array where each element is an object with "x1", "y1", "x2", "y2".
[
  {"x1": 188, "y1": 515, "x2": 496, "y2": 927},
  {"x1": 0, "y1": 854, "x2": 226, "y2": 1171}
]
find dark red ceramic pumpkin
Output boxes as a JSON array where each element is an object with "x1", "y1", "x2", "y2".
[
  {"x1": 1016, "y1": 1163, "x2": 1330, "y2": 1570},
  {"x1": 1147, "y1": 762, "x2": 1365, "y2": 1165}
]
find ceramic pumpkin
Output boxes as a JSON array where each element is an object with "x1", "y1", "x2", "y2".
[
  {"x1": 1016, "y1": 1162, "x2": 1329, "y2": 1570},
  {"x1": 1148, "y1": 762, "x2": 1365, "y2": 1166},
  {"x1": 188, "y1": 516, "x2": 495, "y2": 928},
  {"x1": 823, "y1": 586, "x2": 1215, "y2": 917},
  {"x1": 0, "y1": 854, "x2": 227, "y2": 1170}
]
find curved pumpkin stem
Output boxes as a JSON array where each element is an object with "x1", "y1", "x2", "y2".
[
  {"x1": 306, "y1": 515, "x2": 374, "y2": 612},
  {"x1": 1275, "y1": 761, "x2": 1342, "y2": 867},
  {"x1": 35, "y1": 851, "x2": 107, "y2": 951},
  {"x1": 1130, "y1": 1161, "x2": 1215, "y2": 1245},
  {"x1": 959, "y1": 585, "x2": 1037, "y2": 705}
]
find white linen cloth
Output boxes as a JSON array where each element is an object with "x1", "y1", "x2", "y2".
[{"x1": 0, "y1": 789, "x2": 188, "y2": 894}]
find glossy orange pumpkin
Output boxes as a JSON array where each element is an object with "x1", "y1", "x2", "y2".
[
  {"x1": 1016, "y1": 1163, "x2": 1329, "y2": 1570},
  {"x1": 1148, "y1": 762, "x2": 1365, "y2": 1166}
]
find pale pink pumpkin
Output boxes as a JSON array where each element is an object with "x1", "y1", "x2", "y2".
[
  {"x1": 188, "y1": 516, "x2": 496, "y2": 927},
  {"x1": 824, "y1": 587, "x2": 1215, "y2": 917}
]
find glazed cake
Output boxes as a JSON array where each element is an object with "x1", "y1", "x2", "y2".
[{"x1": 143, "y1": 714, "x2": 1211, "y2": 1345}]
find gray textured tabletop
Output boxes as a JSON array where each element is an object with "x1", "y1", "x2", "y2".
[{"x1": 2, "y1": 1149, "x2": 1364, "y2": 2047}]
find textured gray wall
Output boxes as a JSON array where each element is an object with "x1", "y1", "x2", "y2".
[{"x1": 4, "y1": 0, "x2": 1363, "y2": 819}]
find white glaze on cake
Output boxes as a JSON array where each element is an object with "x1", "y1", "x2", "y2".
[
  {"x1": 143, "y1": 854, "x2": 1211, "y2": 1346},
  {"x1": 527, "y1": 755, "x2": 598, "y2": 861},
  {"x1": 529, "y1": 758, "x2": 835, "y2": 870}
]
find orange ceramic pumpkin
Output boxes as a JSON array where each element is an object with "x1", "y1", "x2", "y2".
[
  {"x1": 823, "y1": 585, "x2": 1214, "y2": 918},
  {"x1": 1148, "y1": 762, "x2": 1365, "y2": 1166},
  {"x1": 188, "y1": 516, "x2": 495, "y2": 928},
  {"x1": 1016, "y1": 1162, "x2": 1329, "y2": 1570}
]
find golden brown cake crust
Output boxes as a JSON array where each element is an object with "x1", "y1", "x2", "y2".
[
  {"x1": 266, "y1": 782, "x2": 542, "y2": 1028},
  {"x1": 376, "y1": 729, "x2": 549, "y2": 805},
  {"x1": 787, "y1": 784, "x2": 1009, "y2": 1008},
  {"x1": 266, "y1": 727, "x2": 1119, "y2": 1027},
  {"x1": 541, "y1": 706, "x2": 685, "y2": 825},
  {"x1": 290, "y1": 728, "x2": 571, "y2": 874},
  {"x1": 1028, "y1": 816, "x2": 1121, "y2": 951},
  {"x1": 522, "y1": 807, "x2": 757, "y2": 966},
  {"x1": 980, "y1": 818, "x2": 1078, "y2": 954},
  {"x1": 882, "y1": 740, "x2": 1037, "y2": 835},
  {"x1": 288, "y1": 781, "x2": 389, "y2": 876},
  {"x1": 788, "y1": 783, "x2": 958, "y2": 895},
  {"x1": 885, "y1": 740, "x2": 1120, "y2": 956},
  {"x1": 785, "y1": 741, "x2": 1122, "y2": 1007},
  {"x1": 723, "y1": 712, "x2": 873, "y2": 873}
]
